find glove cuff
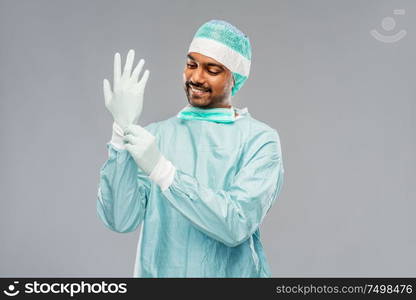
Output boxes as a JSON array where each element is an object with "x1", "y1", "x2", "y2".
[
  {"x1": 149, "y1": 155, "x2": 176, "y2": 191},
  {"x1": 110, "y1": 122, "x2": 126, "y2": 150}
]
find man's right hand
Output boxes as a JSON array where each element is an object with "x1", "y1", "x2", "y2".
[{"x1": 103, "y1": 49, "x2": 150, "y2": 130}]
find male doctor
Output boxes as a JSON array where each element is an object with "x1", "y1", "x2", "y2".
[{"x1": 97, "y1": 20, "x2": 285, "y2": 277}]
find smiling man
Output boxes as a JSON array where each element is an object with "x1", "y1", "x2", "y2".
[
  {"x1": 97, "y1": 20, "x2": 285, "y2": 277},
  {"x1": 184, "y1": 52, "x2": 233, "y2": 108}
]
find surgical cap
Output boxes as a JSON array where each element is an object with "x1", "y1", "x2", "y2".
[{"x1": 188, "y1": 20, "x2": 252, "y2": 96}]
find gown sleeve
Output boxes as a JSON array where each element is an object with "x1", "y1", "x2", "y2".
[
  {"x1": 96, "y1": 123, "x2": 156, "y2": 233},
  {"x1": 160, "y1": 128, "x2": 285, "y2": 247}
]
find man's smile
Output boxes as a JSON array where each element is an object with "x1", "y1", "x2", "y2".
[{"x1": 188, "y1": 84, "x2": 210, "y2": 97}]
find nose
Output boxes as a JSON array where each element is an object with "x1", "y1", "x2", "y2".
[{"x1": 190, "y1": 66, "x2": 206, "y2": 85}]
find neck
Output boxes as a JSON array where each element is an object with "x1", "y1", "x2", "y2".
[{"x1": 192, "y1": 99, "x2": 232, "y2": 109}]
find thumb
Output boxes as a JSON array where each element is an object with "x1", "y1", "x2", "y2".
[{"x1": 103, "y1": 79, "x2": 112, "y2": 107}]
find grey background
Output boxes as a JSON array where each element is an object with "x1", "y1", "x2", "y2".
[{"x1": 0, "y1": 0, "x2": 414, "y2": 277}]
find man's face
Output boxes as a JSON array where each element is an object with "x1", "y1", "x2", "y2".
[{"x1": 183, "y1": 52, "x2": 234, "y2": 108}]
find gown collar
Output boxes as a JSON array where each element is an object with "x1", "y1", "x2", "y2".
[{"x1": 177, "y1": 104, "x2": 248, "y2": 123}]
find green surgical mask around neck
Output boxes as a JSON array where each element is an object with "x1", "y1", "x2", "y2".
[{"x1": 177, "y1": 105, "x2": 236, "y2": 124}]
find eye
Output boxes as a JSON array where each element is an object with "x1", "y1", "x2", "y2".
[
  {"x1": 208, "y1": 70, "x2": 221, "y2": 75},
  {"x1": 187, "y1": 63, "x2": 197, "y2": 68}
]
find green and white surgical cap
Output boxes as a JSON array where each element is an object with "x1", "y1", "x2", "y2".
[{"x1": 188, "y1": 20, "x2": 252, "y2": 96}]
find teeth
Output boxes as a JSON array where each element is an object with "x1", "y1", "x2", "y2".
[{"x1": 190, "y1": 86, "x2": 207, "y2": 93}]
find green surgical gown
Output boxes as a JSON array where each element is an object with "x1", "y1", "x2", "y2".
[{"x1": 97, "y1": 108, "x2": 284, "y2": 277}]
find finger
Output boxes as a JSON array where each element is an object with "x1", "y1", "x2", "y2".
[
  {"x1": 114, "y1": 52, "x2": 121, "y2": 87},
  {"x1": 123, "y1": 49, "x2": 135, "y2": 78},
  {"x1": 125, "y1": 124, "x2": 144, "y2": 137},
  {"x1": 103, "y1": 79, "x2": 112, "y2": 107},
  {"x1": 131, "y1": 58, "x2": 144, "y2": 83},
  {"x1": 123, "y1": 134, "x2": 137, "y2": 145},
  {"x1": 129, "y1": 125, "x2": 154, "y2": 141},
  {"x1": 138, "y1": 69, "x2": 150, "y2": 88},
  {"x1": 123, "y1": 125, "x2": 135, "y2": 136},
  {"x1": 125, "y1": 143, "x2": 134, "y2": 153}
]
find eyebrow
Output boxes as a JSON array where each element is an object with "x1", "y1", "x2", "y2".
[{"x1": 187, "y1": 54, "x2": 224, "y2": 70}]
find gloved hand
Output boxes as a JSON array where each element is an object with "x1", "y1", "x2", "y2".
[
  {"x1": 103, "y1": 49, "x2": 150, "y2": 130},
  {"x1": 123, "y1": 124, "x2": 162, "y2": 176}
]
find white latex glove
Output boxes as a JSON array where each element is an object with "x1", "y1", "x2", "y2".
[
  {"x1": 123, "y1": 124, "x2": 162, "y2": 176},
  {"x1": 123, "y1": 124, "x2": 176, "y2": 190},
  {"x1": 103, "y1": 49, "x2": 150, "y2": 130}
]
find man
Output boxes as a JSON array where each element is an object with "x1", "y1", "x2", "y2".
[{"x1": 97, "y1": 20, "x2": 285, "y2": 277}]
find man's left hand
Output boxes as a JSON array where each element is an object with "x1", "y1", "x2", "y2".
[{"x1": 123, "y1": 125, "x2": 162, "y2": 176}]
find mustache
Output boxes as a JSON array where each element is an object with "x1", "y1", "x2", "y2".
[{"x1": 186, "y1": 81, "x2": 211, "y2": 92}]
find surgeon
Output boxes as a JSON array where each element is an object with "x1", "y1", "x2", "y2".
[{"x1": 97, "y1": 20, "x2": 285, "y2": 277}]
